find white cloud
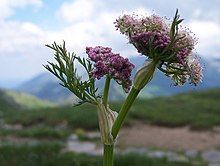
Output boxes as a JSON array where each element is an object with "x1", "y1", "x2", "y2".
[
  {"x1": 188, "y1": 20, "x2": 220, "y2": 57},
  {"x1": 0, "y1": 19, "x2": 48, "y2": 85},
  {"x1": 0, "y1": 21, "x2": 44, "y2": 53},
  {"x1": 0, "y1": 0, "x2": 43, "y2": 20},
  {"x1": 58, "y1": 0, "x2": 103, "y2": 23},
  {"x1": 127, "y1": 7, "x2": 152, "y2": 16},
  {"x1": 56, "y1": 0, "x2": 151, "y2": 56},
  {"x1": 0, "y1": 0, "x2": 44, "y2": 52},
  {"x1": 189, "y1": 21, "x2": 220, "y2": 37}
]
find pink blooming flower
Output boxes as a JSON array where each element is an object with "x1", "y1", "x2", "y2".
[
  {"x1": 86, "y1": 46, "x2": 135, "y2": 92},
  {"x1": 130, "y1": 32, "x2": 171, "y2": 56},
  {"x1": 115, "y1": 13, "x2": 172, "y2": 59},
  {"x1": 186, "y1": 55, "x2": 203, "y2": 85},
  {"x1": 175, "y1": 31, "x2": 197, "y2": 63},
  {"x1": 115, "y1": 12, "x2": 203, "y2": 86},
  {"x1": 115, "y1": 14, "x2": 168, "y2": 36}
]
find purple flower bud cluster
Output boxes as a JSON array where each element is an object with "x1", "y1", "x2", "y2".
[
  {"x1": 86, "y1": 46, "x2": 135, "y2": 92},
  {"x1": 130, "y1": 32, "x2": 170, "y2": 55},
  {"x1": 176, "y1": 48, "x2": 189, "y2": 64},
  {"x1": 115, "y1": 12, "x2": 203, "y2": 86},
  {"x1": 115, "y1": 14, "x2": 172, "y2": 57}
]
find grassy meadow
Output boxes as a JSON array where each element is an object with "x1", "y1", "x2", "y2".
[
  {"x1": 0, "y1": 143, "x2": 206, "y2": 166},
  {"x1": 1, "y1": 88, "x2": 220, "y2": 165},
  {"x1": 2, "y1": 88, "x2": 220, "y2": 131}
]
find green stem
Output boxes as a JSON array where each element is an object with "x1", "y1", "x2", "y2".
[
  {"x1": 102, "y1": 76, "x2": 114, "y2": 166},
  {"x1": 111, "y1": 87, "x2": 140, "y2": 139},
  {"x1": 103, "y1": 144, "x2": 114, "y2": 166},
  {"x1": 103, "y1": 76, "x2": 111, "y2": 107}
]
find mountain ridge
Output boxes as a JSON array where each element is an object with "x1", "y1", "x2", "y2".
[{"x1": 16, "y1": 56, "x2": 220, "y2": 103}]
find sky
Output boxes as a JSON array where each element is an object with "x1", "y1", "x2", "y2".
[{"x1": 0, "y1": 0, "x2": 220, "y2": 88}]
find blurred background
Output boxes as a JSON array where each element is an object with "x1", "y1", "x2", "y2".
[{"x1": 1, "y1": 0, "x2": 220, "y2": 165}]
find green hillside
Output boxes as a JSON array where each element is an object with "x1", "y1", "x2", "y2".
[
  {"x1": 2, "y1": 88, "x2": 220, "y2": 130},
  {"x1": 128, "y1": 88, "x2": 220, "y2": 129},
  {"x1": 0, "y1": 89, "x2": 21, "y2": 110},
  {"x1": 0, "y1": 89, "x2": 55, "y2": 111}
]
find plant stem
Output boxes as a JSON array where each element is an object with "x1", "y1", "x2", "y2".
[
  {"x1": 103, "y1": 144, "x2": 114, "y2": 166},
  {"x1": 111, "y1": 87, "x2": 140, "y2": 139},
  {"x1": 103, "y1": 76, "x2": 111, "y2": 107},
  {"x1": 102, "y1": 76, "x2": 114, "y2": 166}
]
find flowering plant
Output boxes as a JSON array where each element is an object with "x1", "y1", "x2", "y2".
[
  {"x1": 115, "y1": 10, "x2": 202, "y2": 88},
  {"x1": 45, "y1": 10, "x2": 202, "y2": 166}
]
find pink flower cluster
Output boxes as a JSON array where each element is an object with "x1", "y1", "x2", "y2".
[
  {"x1": 115, "y1": 13, "x2": 203, "y2": 86},
  {"x1": 186, "y1": 56, "x2": 203, "y2": 85},
  {"x1": 115, "y1": 14, "x2": 168, "y2": 36},
  {"x1": 86, "y1": 46, "x2": 135, "y2": 92},
  {"x1": 167, "y1": 55, "x2": 203, "y2": 86},
  {"x1": 130, "y1": 32, "x2": 171, "y2": 56},
  {"x1": 175, "y1": 31, "x2": 197, "y2": 64},
  {"x1": 115, "y1": 14, "x2": 170, "y2": 56}
]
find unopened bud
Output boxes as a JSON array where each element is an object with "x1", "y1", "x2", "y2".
[{"x1": 133, "y1": 59, "x2": 157, "y2": 90}]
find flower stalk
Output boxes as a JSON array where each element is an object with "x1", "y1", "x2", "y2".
[
  {"x1": 111, "y1": 86, "x2": 140, "y2": 139},
  {"x1": 102, "y1": 76, "x2": 114, "y2": 166},
  {"x1": 103, "y1": 145, "x2": 114, "y2": 166},
  {"x1": 103, "y1": 76, "x2": 111, "y2": 107}
]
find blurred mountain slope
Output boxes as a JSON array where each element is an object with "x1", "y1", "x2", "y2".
[
  {"x1": 16, "y1": 56, "x2": 220, "y2": 103},
  {"x1": 0, "y1": 88, "x2": 55, "y2": 110}
]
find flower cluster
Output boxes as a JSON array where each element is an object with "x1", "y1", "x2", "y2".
[
  {"x1": 86, "y1": 46, "x2": 135, "y2": 92},
  {"x1": 115, "y1": 14, "x2": 168, "y2": 36},
  {"x1": 130, "y1": 32, "x2": 171, "y2": 56},
  {"x1": 186, "y1": 55, "x2": 203, "y2": 85},
  {"x1": 115, "y1": 11, "x2": 203, "y2": 86},
  {"x1": 115, "y1": 14, "x2": 170, "y2": 57},
  {"x1": 175, "y1": 31, "x2": 197, "y2": 63},
  {"x1": 166, "y1": 55, "x2": 203, "y2": 86}
]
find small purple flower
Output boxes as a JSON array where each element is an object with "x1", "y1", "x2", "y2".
[
  {"x1": 130, "y1": 32, "x2": 171, "y2": 56},
  {"x1": 86, "y1": 46, "x2": 135, "y2": 92}
]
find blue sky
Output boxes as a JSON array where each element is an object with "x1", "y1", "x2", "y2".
[{"x1": 0, "y1": 0, "x2": 220, "y2": 88}]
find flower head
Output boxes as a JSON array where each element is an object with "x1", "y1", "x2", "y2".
[
  {"x1": 86, "y1": 46, "x2": 135, "y2": 92},
  {"x1": 115, "y1": 14, "x2": 168, "y2": 36},
  {"x1": 115, "y1": 10, "x2": 203, "y2": 86},
  {"x1": 130, "y1": 31, "x2": 171, "y2": 57},
  {"x1": 186, "y1": 55, "x2": 203, "y2": 85}
]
